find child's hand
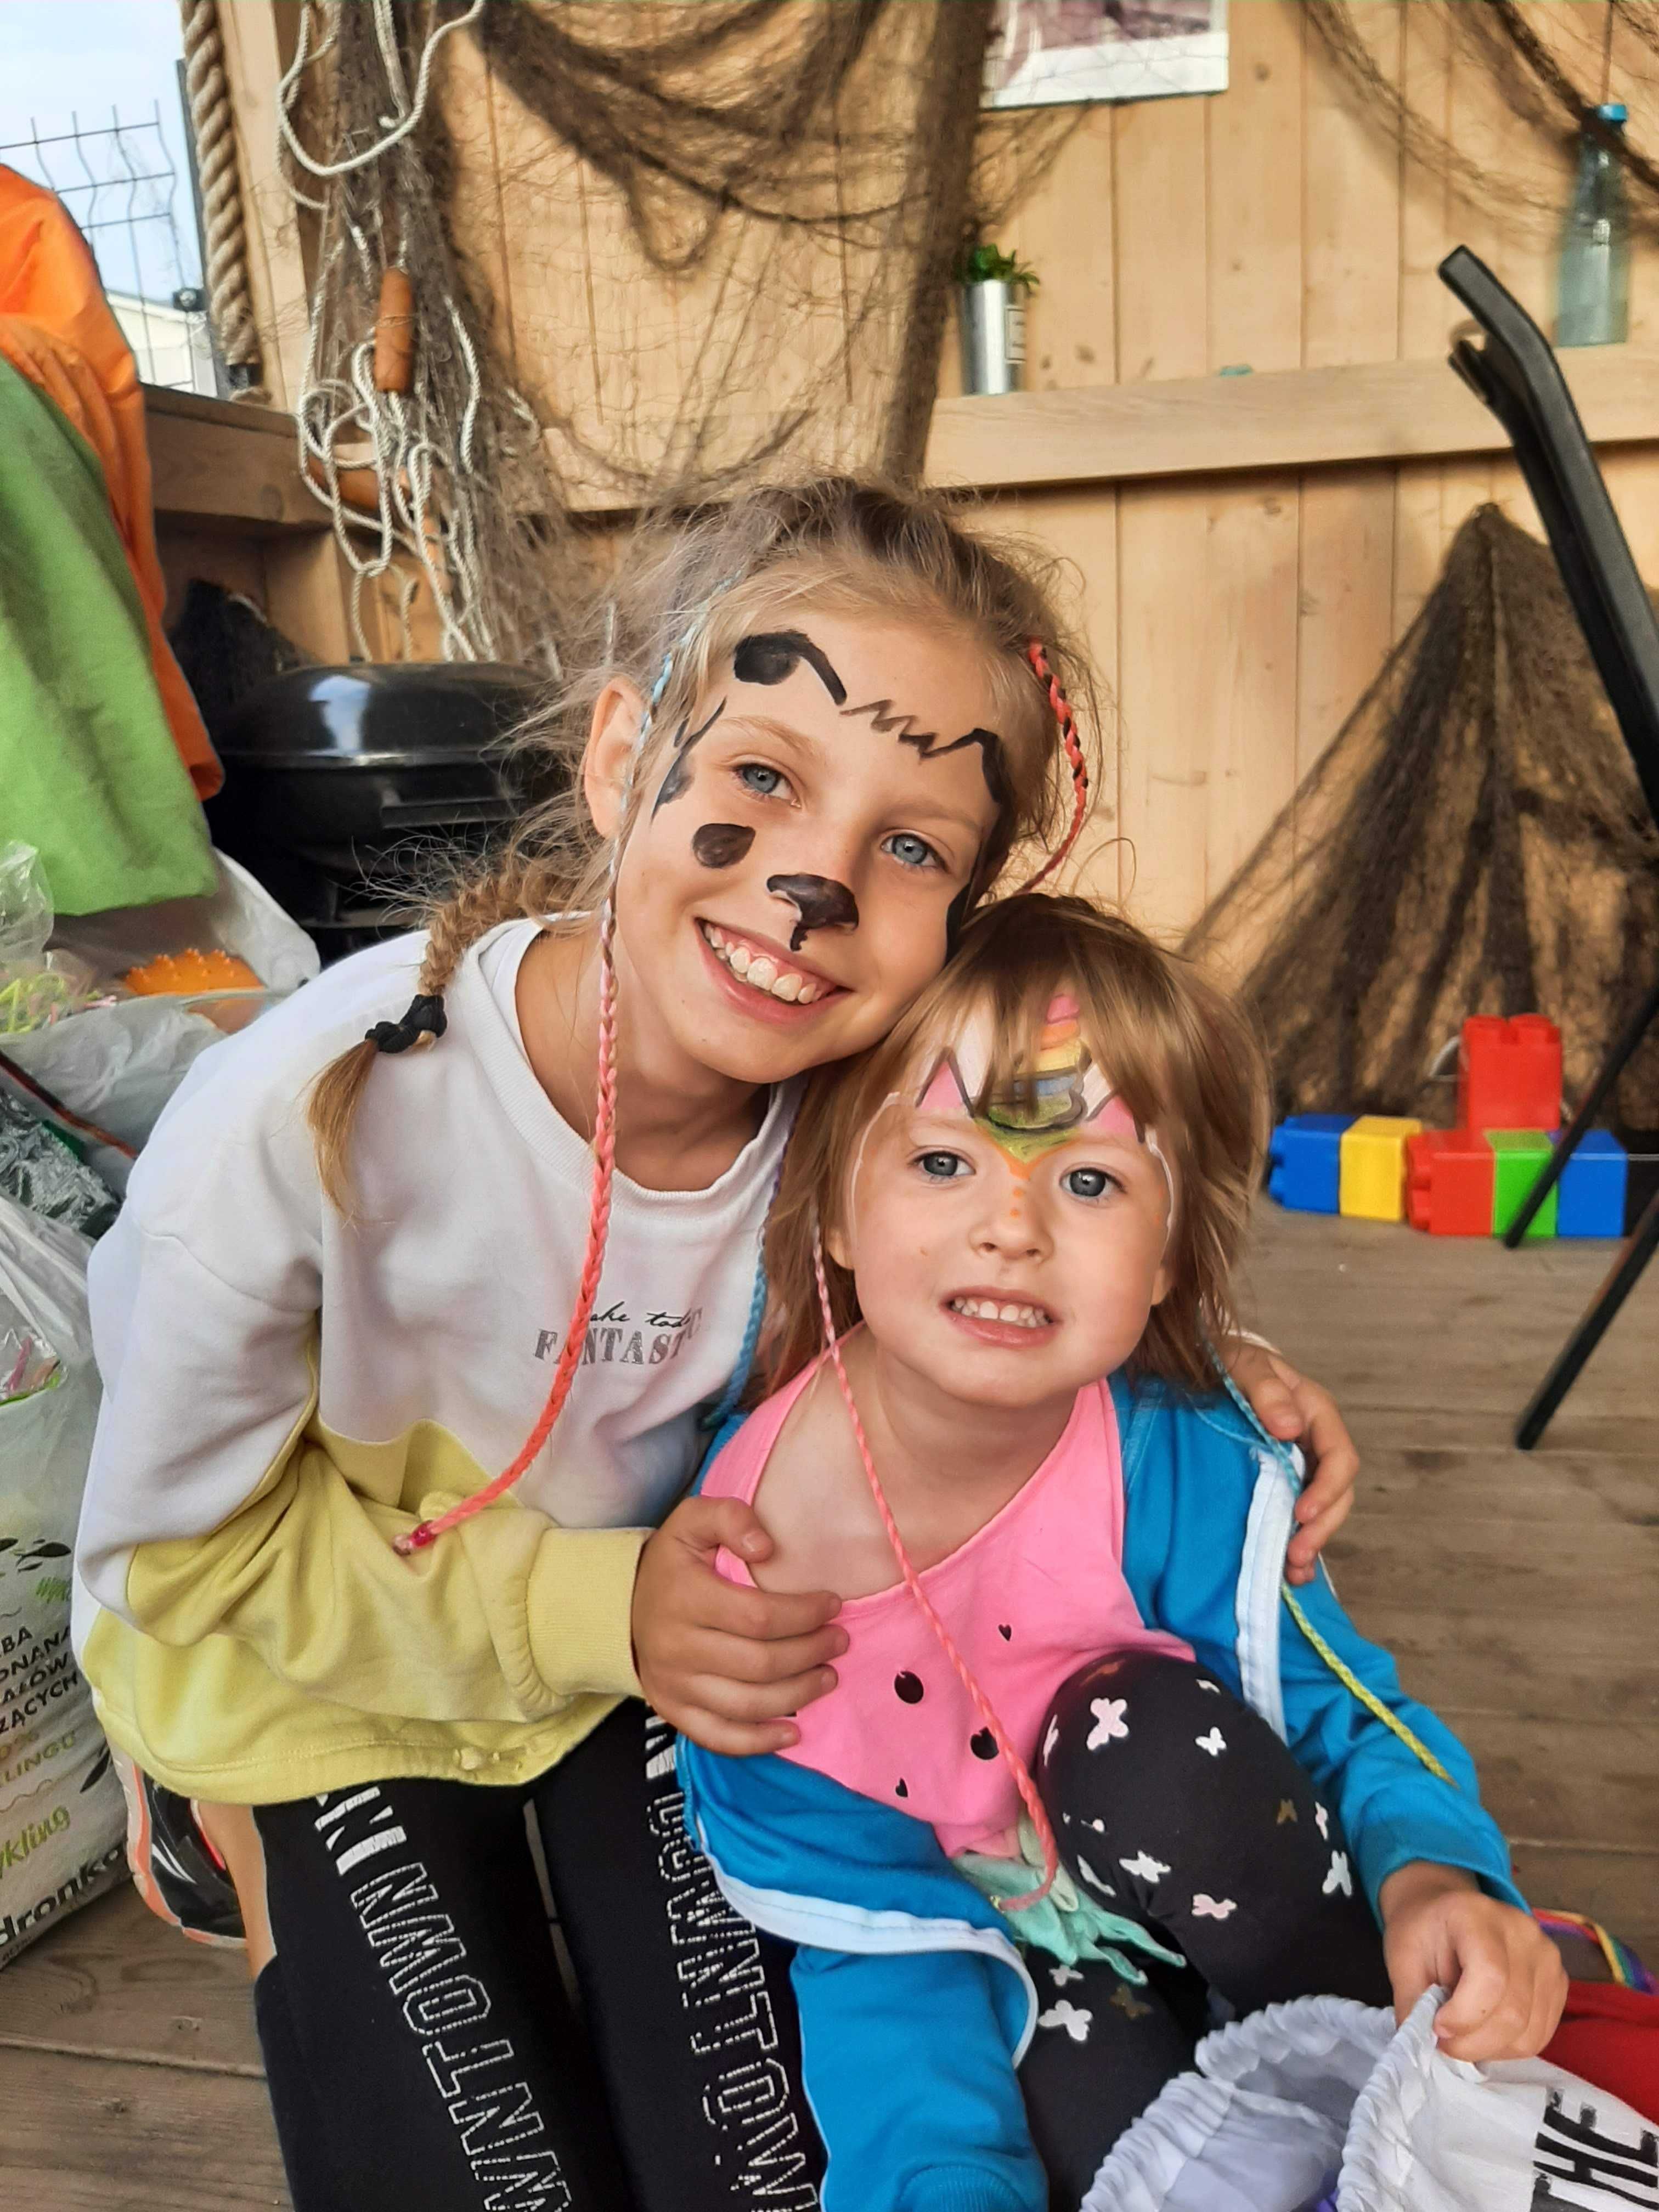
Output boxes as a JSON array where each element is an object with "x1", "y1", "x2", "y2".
[
  {"x1": 631, "y1": 1496, "x2": 847, "y2": 1757},
  {"x1": 1380, "y1": 1861, "x2": 1567, "y2": 2062},
  {"x1": 1222, "y1": 1340, "x2": 1358, "y2": 1584}
]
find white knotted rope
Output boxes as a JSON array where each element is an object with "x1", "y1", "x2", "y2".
[{"x1": 277, "y1": 0, "x2": 521, "y2": 666}]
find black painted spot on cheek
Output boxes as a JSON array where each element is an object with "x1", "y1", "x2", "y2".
[
  {"x1": 969, "y1": 1728, "x2": 998, "y2": 1760},
  {"x1": 733, "y1": 630, "x2": 847, "y2": 706},
  {"x1": 650, "y1": 698, "x2": 726, "y2": 816},
  {"x1": 997, "y1": 1623, "x2": 1012, "y2": 1641},
  {"x1": 766, "y1": 873, "x2": 860, "y2": 952},
  {"x1": 895, "y1": 1779, "x2": 909, "y2": 1798},
  {"x1": 691, "y1": 822, "x2": 754, "y2": 869},
  {"x1": 894, "y1": 1671, "x2": 924, "y2": 1705}
]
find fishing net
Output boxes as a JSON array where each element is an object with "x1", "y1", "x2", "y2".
[
  {"x1": 274, "y1": 0, "x2": 1076, "y2": 668},
  {"x1": 1184, "y1": 505, "x2": 1659, "y2": 1125},
  {"x1": 1308, "y1": 0, "x2": 1659, "y2": 239}
]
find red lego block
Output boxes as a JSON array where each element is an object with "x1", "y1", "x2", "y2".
[
  {"x1": 1406, "y1": 1128, "x2": 1496, "y2": 1235},
  {"x1": 1457, "y1": 1015, "x2": 1562, "y2": 1136}
]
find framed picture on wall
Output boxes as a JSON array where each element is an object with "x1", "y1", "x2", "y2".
[{"x1": 984, "y1": 0, "x2": 1229, "y2": 108}]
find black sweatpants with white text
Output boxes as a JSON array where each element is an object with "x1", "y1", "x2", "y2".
[
  {"x1": 250, "y1": 1702, "x2": 823, "y2": 2212},
  {"x1": 252, "y1": 1676, "x2": 1389, "y2": 2212}
]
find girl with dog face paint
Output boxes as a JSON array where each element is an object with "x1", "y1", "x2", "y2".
[{"x1": 569, "y1": 607, "x2": 1009, "y2": 1110}]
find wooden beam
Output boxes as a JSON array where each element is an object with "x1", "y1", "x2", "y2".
[
  {"x1": 535, "y1": 346, "x2": 1659, "y2": 516},
  {"x1": 213, "y1": 0, "x2": 312, "y2": 411},
  {"x1": 144, "y1": 385, "x2": 324, "y2": 532},
  {"x1": 923, "y1": 345, "x2": 1659, "y2": 494},
  {"x1": 148, "y1": 344, "x2": 1659, "y2": 530}
]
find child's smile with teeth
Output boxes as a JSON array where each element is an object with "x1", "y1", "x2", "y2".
[
  {"x1": 946, "y1": 1295, "x2": 1053, "y2": 1330},
  {"x1": 701, "y1": 922, "x2": 833, "y2": 1006}
]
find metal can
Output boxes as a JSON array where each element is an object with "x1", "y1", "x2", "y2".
[{"x1": 957, "y1": 279, "x2": 1025, "y2": 395}]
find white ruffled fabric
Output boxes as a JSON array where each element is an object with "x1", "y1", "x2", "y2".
[
  {"x1": 1081, "y1": 1994, "x2": 1392, "y2": 2212},
  {"x1": 1083, "y1": 1988, "x2": 1657, "y2": 2212}
]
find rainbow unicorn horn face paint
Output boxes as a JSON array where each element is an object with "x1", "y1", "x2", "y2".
[{"x1": 915, "y1": 994, "x2": 1175, "y2": 1224}]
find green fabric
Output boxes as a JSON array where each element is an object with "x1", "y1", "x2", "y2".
[
  {"x1": 0, "y1": 355, "x2": 213, "y2": 914},
  {"x1": 953, "y1": 1817, "x2": 1187, "y2": 1982}
]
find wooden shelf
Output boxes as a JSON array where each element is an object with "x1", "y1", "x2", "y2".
[
  {"x1": 144, "y1": 347, "x2": 1659, "y2": 529},
  {"x1": 143, "y1": 384, "x2": 326, "y2": 533},
  {"x1": 923, "y1": 346, "x2": 1659, "y2": 494}
]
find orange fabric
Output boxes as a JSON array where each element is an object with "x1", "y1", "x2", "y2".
[{"x1": 0, "y1": 166, "x2": 221, "y2": 799}]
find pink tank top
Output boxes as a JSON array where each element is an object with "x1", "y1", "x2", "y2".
[{"x1": 704, "y1": 1364, "x2": 1192, "y2": 1858}]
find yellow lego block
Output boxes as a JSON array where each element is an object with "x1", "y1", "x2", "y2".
[{"x1": 1338, "y1": 1115, "x2": 1424, "y2": 1223}]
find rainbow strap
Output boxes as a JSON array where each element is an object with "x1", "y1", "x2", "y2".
[{"x1": 1534, "y1": 1909, "x2": 1656, "y2": 1991}]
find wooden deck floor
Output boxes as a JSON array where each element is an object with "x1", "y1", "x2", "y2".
[{"x1": 2, "y1": 1205, "x2": 1655, "y2": 2207}]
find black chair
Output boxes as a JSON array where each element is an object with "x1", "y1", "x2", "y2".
[{"x1": 1437, "y1": 245, "x2": 1659, "y2": 1448}]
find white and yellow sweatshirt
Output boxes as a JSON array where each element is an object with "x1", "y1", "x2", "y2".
[{"x1": 72, "y1": 921, "x2": 796, "y2": 1803}]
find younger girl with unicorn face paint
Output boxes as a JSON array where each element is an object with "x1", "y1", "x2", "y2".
[
  {"x1": 679, "y1": 893, "x2": 1565, "y2": 2212},
  {"x1": 75, "y1": 480, "x2": 1361, "y2": 2212}
]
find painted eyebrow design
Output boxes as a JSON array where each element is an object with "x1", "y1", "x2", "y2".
[
  {"x1": 840, "y1": 698, "x2": 1009, "y2": 809},
  {"x1": 732, "y1": 631, "x2": 847, "y2": 704}
]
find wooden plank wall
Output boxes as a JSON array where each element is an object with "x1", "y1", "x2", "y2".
[
  {"x1": 431, "y1": 0, "x2": 1659, "y2": 942},
  {"x1": 211, "y1": 2, "x2": 1659, "y2": 945},
  {"x1": 976, "y1": 0, "x2": 1659, "y2": 936}
]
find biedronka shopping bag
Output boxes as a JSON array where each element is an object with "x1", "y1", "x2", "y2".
[{"x1": 0, "y1": 1192, "x2": 125, "y2": 1963}]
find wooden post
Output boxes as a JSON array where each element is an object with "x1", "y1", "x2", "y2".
[{"x1": 211, "y1": 0, "x2": 313, "y2": 414}]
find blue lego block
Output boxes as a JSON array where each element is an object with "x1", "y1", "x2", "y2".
[
  {"x1": 1555, "y1": 1128, "x2": 1628, "y2": 1238},
  {"x1": 1268, "y1": 1114, "x2": 1355, "y2": 1214}
]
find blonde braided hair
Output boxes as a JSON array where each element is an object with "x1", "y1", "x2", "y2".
[{"x1": 308, "y1": 855, "x2": 561, "y2": 1214}]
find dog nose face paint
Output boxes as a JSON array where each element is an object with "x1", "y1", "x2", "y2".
[
  {"x1": 691, "y1": 822, "x2": 755, "y2": 869},
  {"x1": 767, "y1": 873, "x2": 860, "y2": 951}
]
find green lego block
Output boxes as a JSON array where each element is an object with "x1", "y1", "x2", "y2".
[{"x1": 1487, "y1": 1130, "x2": 1556, "y2": 1240}]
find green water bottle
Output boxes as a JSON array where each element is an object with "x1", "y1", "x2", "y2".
[{"x1": 1557, "y1": 102, "x2": 1630, "y2": 347}]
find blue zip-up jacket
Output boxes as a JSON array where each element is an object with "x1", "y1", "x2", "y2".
[{"x1": 679, "y1": 1374, "x2": 1523, "y2": 2212}]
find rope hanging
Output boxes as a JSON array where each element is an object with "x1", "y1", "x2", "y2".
[
  {"x1": 269, "y1": 0, "x2": 1080, "y2": 670},
  {"x1": 178, "y1": 0, "x2": 264, "y2": 396}
]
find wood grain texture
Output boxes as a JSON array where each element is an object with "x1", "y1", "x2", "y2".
[
  {"x1": 212, "y1": 0, "x2": 312, "y2": 414},
  {"x1": 0, "y1": 2047, "x2": 289, "y2": 2210},
  {"x1": 1014, "y1": 111, "x2": 1116, "y2": 394},
  {"x1": 1302, "y1": 0, "x2": 1401, "y2": 372},
  {"x1": 143, "y1": 390, "x2": 324, "y2": 534},
  {"x1": 923, "y1": 346, "x2": 1659, "y2": 494},
  {"x1": 0, "y1": 1886, "x2": 261, "y2": 2073},
  {"x1": 1206, "y1": 0, "x2": 1304, "y2": 376}
]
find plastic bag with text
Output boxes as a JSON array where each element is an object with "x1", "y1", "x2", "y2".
[{"x1": 0, "y1": 1197, "x2": 124, "y2": 1966}]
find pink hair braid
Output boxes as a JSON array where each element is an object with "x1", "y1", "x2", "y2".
[
  {"x1": 811, "y1": 1231, "x2": 1060, "y2": 1909},
  {"x1": 1017, "y1": 640, "x2": 1090, "y2": 894}
]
